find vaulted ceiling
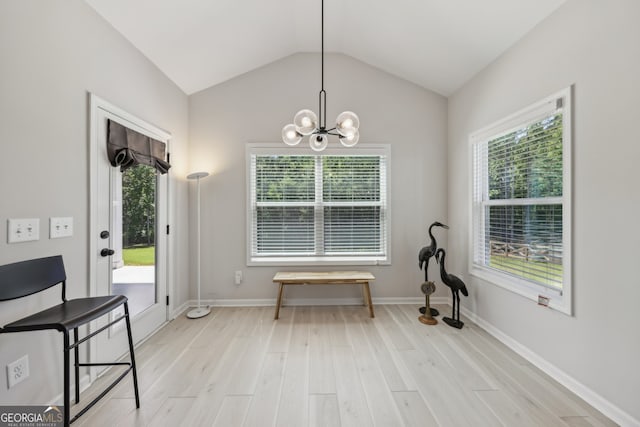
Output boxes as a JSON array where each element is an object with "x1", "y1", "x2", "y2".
[{"x1": 85, "y1": 0, "x2": 567, "y2": 96}]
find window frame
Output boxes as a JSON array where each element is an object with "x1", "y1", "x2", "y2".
[
  {"x1": 246, "y1": 143, "x2": 391, "y2": 266},
  {"x1": 468, "y1": 87, "x2": 573, "y2": 315}
]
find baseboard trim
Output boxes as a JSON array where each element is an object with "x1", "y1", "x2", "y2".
[
  {"x1": 182, "y1": 296, "x2": 448, "y2": 308},
  {"x1": 171, "y1": 301, "x2": 190, "y2": 318},
  {"x1": 49, "y1": 373, "x2": 91, "y2": 406},
  {"x1": 460, "y1": 305, "x2": 639, "y2": 427}
]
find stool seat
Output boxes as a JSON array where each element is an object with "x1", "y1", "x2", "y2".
[{"x1": 3, "y1": 295, "x2": 128, "y2": 333}]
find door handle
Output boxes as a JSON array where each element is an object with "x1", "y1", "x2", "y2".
[{"x1": 101, "y1": 248, "x2": 115, "y2": 257}]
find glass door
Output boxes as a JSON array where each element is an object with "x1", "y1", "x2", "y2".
[{"x1": 111, "y1": 164, "x2": 158, "y2": 319}]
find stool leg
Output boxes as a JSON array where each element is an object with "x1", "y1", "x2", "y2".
[
  {"x1": 63, "y1": 332, "x2": 71, "y2": 427},
  {"x1": 74, "y1": 328, "x2": 80, "y2": 404},
  {"x1": 364, "y1": 282, "x2": 375, "y2": 318},
  {"x1": 274, "y1": 283, "x2": 284, "y2": 320},
  {"x1": 124, "y1": 302, "x2": 140, "y2": 408}
]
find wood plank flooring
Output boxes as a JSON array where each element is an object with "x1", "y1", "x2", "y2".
[{"x1": 74, "y1": 305, "x2": 616, "y2": 426}]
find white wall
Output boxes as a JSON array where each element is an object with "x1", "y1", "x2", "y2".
[
  {"x1": 448, "y1": 0, "x2": 640, "y2": 423},
  {"x1": 0, "y1": 0, "x2": 189, "y2": 404},
  {"x1": 188, "y1": 53, "x2": 448, "y2": 303}
]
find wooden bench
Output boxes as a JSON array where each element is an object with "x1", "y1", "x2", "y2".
[{"x1": 272, "y1": 271, "x2": 375, "y2": 319}]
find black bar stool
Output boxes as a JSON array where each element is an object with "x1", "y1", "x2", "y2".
[{"x1": 0, "y1": 255, "x2": 140, "y2": 426}]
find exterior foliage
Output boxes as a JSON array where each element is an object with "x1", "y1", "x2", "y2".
[
  {"x1": 122, "y1": 164, "x2": 156, "y2": 248},
  {"x1": 252, "y1": 154, "x2": 386, "y2": 258},
  {"x1": 488, "y1": 114, "x2": 563, "y2": 199},
  {"x1": 475, "y1": 110, "x2": 565, "y2": 289},
  {"x1": 487, "y1": 113, "x2": 563, "y2": 254}
]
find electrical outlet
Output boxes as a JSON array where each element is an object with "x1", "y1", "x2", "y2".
[
  {"x1": 50, "y1": 217, "x2": 73, "y2": 238},
  {"x1": 234, "y1": 270, "x2": 243, "y2": 285},
  {"x1": 7, "y1": 218, "x2": 39, "y2": 243},
  {"x1": 7, "y1": 355, "x2": 29, "y2": 388}
]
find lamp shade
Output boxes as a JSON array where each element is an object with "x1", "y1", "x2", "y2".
[
  {"x1": 186, "y1": 171, "x2": 210, "y2": 180},
  {"x1": 294, "y1": 109, "x2": 318, "y2": 135},
  {"x1": 309, "y1": 134, "x2": 329, "y2": 152},
  {"x1": 339, "y1": 129, "x2": 359, "y2": 147},
  {"x1": 282, "y1": 124, "x2": 302, "y2": 146},
  {"x1": 336, "y1": 111, "x2": 360, "y2": 136}
]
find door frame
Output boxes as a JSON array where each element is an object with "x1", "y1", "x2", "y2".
[{"x1": 88, "y1": 93, "x2": 173, "y2": 381}]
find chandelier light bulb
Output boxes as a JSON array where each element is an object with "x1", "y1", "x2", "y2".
[
  {"x1": 309, "y1": 134, "x2": 329, "y2": 152},
  {"x1": 282, "y1": 124, "x2": 302, "y2": 146},
  {"x1": 339, "y1": 129, "x2": 360, "y2": 147},
  {"x1": 294, "y1": 109, "x2": 318, "y2": 135},
  {"x1": 336, "y1": 111, "x2": 360, "y2": 137}
]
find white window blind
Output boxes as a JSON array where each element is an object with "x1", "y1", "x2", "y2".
[
  {"x1": 471, "y1": 87, "x2": 572, "y2": 314},
  {"x1": 248, "y1": 145, "x2": 389, "y2": 264}
]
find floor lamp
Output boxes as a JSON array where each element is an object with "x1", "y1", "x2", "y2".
[{"x1": 187, "y1": 171, "x2": 210, "y2": 319}]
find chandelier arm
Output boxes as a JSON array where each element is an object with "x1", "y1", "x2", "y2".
[{"x1": 312, "y1": 129, "x2": 339, "y2": 136}]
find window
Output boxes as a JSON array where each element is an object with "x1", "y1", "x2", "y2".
[
  {"x1": 247, "y1": 144, "x2": 389, "y2": 265},
  {"x1": 470, "y1": 87, "x2": 572, "y2": 314}
]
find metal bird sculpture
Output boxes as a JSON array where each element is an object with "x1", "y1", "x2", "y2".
[
  {"x1": 435, "y1": 248, "x2": 468, "y2": 329},
  {"x1": 418, "y1": 221, "x2": 449, "y2": 316},
  {"x1": 418, "y1": 221, "x2": 449, "y2": 275}
]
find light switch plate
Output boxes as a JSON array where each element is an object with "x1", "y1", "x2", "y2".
[
  {"x1": 50, "y1": 217, "x2": 73, "y2": 238},
  {"x1": 7, "y1": 218, "x2": 39, "y2": 243}
]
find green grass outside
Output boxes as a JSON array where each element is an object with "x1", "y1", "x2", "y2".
[
  {"x1": 123, "y1": 246, "x2": 155, "y2": 266},
  {"x1": 489, "y1": 255, "x2": 562, "y2": 289}
]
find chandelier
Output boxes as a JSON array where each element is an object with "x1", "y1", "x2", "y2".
[{"x1": 281, "y1": 0, "x2": 360, "y2": 152}]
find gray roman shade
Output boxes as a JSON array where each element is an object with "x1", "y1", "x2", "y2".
[{"x1": 107, "y1": 119, "x2": 171, "y2": 174}]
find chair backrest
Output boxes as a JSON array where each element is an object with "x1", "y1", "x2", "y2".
[{"x1": 0, "y1": 255, "x2": 66, "y2": 301}]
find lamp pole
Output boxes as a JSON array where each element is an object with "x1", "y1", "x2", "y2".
[{"x1": 186, "y1": 171, "x2": 210, "y2": 319}]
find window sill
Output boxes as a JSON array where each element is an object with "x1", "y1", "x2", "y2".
[
  {"x1": 469, "y1": 265, "x2": 571, "y2": 316},
  {"x1": 248, "y1": 256, "x2": 390, "y2": 267}
]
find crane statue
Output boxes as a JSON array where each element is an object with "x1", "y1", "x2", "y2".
[
  {"x1": 418, "y1": 221, "x2": 449, "y2": 317},
  {"x1": 435, "y1": 248, "x2": 468, "y2": 329}
]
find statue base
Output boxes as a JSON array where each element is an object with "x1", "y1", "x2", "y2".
[
  {"x1": 443, "y1": 317, "x2": 464, "y2": 329},
  {"x1": 418, "y1": 315, "x2": 437, "y2": 325},
  {"x1": 418, "y1": 307, "x2": 439, "y2": 317}
]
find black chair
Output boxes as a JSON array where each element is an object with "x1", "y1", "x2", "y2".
[{"x1": 0, "y1": 255, "x2": 140, "y2": 426}]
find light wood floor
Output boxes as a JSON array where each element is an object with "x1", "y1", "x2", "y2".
[{"x1": 74, "y1": 304, "x2": 616, "y2": 426}]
